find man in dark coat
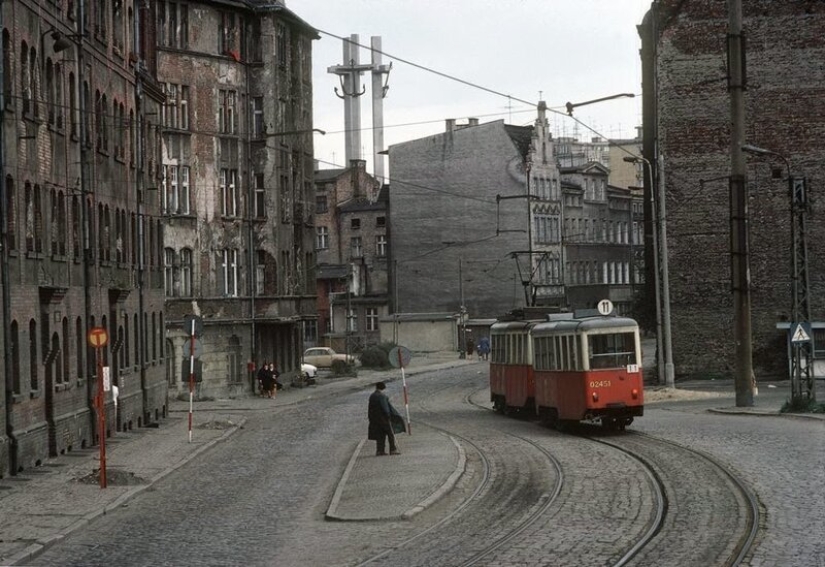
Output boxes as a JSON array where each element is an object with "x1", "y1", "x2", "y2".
[
  {"x1": 367, "y1": 382, "x2": 400, "y2": 456},
  {"x1": 257, "y1": 362, "x2": 269, "y2": 397}
]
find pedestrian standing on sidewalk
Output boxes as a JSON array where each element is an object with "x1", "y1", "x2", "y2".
[
  {"x1": 257, "y1": 362, "x2": 269, "y2": 397},
  {"x1": 269, "y1": 363, "x2": 281, "y2": 398},
  {"x1": 367, "y1": 382, "x2": 401, "y2": 456},
  {"x1": 477, "y1": 336, "x2": 490, "y2": 361},
  {"x1": 261, "y1": 364, "x2": 274, "y2": 398}
]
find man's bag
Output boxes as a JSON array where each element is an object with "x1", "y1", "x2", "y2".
[{"x1": 390, "y1": 413, "x2": 406, "y2": 434}]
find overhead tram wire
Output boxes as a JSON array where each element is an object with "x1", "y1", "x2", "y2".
[{"x1": 316, "y1": 30, "x2": 639, "y2": 135}]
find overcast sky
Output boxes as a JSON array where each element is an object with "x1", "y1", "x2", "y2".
[{"x1": 288, "y1": 0, "x2": 651, "y2": 175}]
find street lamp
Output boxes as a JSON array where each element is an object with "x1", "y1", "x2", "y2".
[
  {"x1": 624, "y1": 155, "x2": 674, "y2": 388},
  {"x1": 742, "y1": 143, "x2": 815, "y2": 402},
  {"x1": 565, "y1": 93, "x2": 635, "y2": 116}
]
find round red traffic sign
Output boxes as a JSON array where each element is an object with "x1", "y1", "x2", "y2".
[{"x1": 87, "y1": 327, "x2": 109, "y2": 348}]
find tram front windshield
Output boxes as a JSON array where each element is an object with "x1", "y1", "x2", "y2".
[{"x1": 588, "y1": 332, "x2": 637, "y2": 369}]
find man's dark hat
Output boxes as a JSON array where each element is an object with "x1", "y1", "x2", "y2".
[{"x1": 375, "y1": 381, "x2": 386, "y2": 390}]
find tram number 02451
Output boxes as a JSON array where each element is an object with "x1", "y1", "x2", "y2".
[{"x1": 589, "y1": 380, "x2": 612, "y2": 388}]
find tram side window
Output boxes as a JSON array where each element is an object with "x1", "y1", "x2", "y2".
[
  {"x1": 589, "y1": 332, "x2": 637, "y2": 369},
  {"x1": 534, "y1": 336, "x2": 549, "y2": 370}
]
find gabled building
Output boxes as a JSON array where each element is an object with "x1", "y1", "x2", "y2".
[
  {"x1": 1, "y1": 0, "x2": 166, "y2": 475},
  {"x1": 156, "y1": 1, "x2": 319, "y2": 397},
  {"x1": 388, "y1": 104, "x2": 642, "y2": 324},
  {"x1": 560, "y1": 161, "x2": 640, "y2": 314},
  {"x1": 313, "y1": 160, "x2": 386, "y2": 353}
]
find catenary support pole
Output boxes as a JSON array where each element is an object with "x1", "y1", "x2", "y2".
[{"x1": 728, "y1": 0, "x2": 755, "y2": 406}]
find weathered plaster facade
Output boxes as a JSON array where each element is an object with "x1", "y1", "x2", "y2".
[
  {"x1": 313, "y1": 160, "x2": 386, "y2": 351},
  {"x1": 157, "y1": 1, "x2": 318, "y2": 398}
]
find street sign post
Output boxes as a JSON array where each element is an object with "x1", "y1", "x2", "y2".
[
  {"x1": 389, "y1": 346, "x2": 413, "y2": 435},
  {"x1": 87, "y1": 326, "x2": 109, "y2": 489},
  {"x1": 185, "y1": 315, "x2": 203, "y2": 442}
]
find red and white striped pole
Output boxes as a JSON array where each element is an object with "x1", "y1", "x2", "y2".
[
  {"x1": 188, "y1": 319, "x2": 195, "y2": 442},
  {"x1": 398, "y1": 349, "x2": 411, "y2": 435}
]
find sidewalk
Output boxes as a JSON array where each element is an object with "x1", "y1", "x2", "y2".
[{"x1": 0, "y1": 352, "x2": 475, "y2": 566}]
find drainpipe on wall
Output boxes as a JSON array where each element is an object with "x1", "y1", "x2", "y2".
[
  {"x1": 134, "y1": 6, "x2": 148, "y2": 422},
  {"x1": 76, "y1": 0, "x2": 96, "y2": 440},
  {"x1": 245, "y1": 54, "x2": 257, "y2": 393}
]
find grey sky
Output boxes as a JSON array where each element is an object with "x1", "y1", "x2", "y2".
[{"x1": 289, "y1": 0, "x2": 651, "y2": 173}]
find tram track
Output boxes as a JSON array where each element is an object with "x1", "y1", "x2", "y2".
[
  {"x1": 353, "y1": 372, "x2": 565, "y2": 567},
  {"x1": 468, "y1": 384, "x2": 759, "y2": 566},
  {"x1": 590, "y1": 431, "x2": 761, "y2": 567},
  {"x1": 356, "y1": 366, "x2": 759, "y2": 566}
]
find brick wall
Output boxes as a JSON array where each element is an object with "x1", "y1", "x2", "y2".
[{"x1": 651, "y1": 1, "x2": 825, "y2": 378}]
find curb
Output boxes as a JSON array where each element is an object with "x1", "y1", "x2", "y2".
[
  {"x1": 324, "y1": 439, "x2": 365, "y2": 521},
  {"x1": 401, "y1": 434, "x2": 466, "y2": 519},
  {"x1": 324, "y1": 433, "x2": 466, "y2": 522},
  {"x1": 5, "y1": 419, "x2": 246, "y2": 567}
]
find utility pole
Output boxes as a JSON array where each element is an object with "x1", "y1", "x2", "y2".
[
  {"x1": 658, "y1": 156, "x2": 675, "y2": 388},
  {"x1": 459, "y1": 258, "x2": 467, "y2": 359},
  {"x1": 728, "y1": 0, "x2": 755, "y2": 406}
]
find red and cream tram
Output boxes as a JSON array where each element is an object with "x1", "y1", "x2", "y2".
[
  {"x1": 489, "y1": 309, "x2": 644, "y2": 429},
  {"x1": 489, "y1": 319, "x2": 540, "y2": 415},
  {"x1": 531, "y1": 313, "x2": 644, "y2": 429}
]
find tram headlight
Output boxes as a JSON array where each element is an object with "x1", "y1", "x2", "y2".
[
  {"x1": 591, "y1": 391, "x2": 599, "y2": 403},
  {"x1": 631, "y1": 388, "x2": 639, "y2": 399}
]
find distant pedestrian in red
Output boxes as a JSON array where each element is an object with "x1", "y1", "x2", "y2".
[{"x1": 367, "y1": 382, "x2": 401, "y2": 456}]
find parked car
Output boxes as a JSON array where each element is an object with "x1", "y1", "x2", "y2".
[
  {"x1": 301, "y1": 363, "x2": 317, "y2": 379},
  {"x1": 302, "y1": 347, "x2": 357, "y2": 368}
]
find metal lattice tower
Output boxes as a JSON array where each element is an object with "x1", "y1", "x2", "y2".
[{"x1": 790, "y1": 176, "x2": 816, "y2": 401}]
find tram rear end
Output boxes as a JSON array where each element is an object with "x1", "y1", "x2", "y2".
[{"x1": 532, "y1": 313, "x2": 644, "y2": 430}]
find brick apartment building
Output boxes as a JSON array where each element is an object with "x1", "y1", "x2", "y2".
[
  {"x1": 0, "y1": 0, "x2": 166, "y2": 475},
  {"x1": 156, "y1": 1, "x2": 319, "y2": 397},
  {"x1": 639, "y1": 1, "x2": 825, "y2": 379},
  {"x1": 313, "y1": 160, "x2": 387, "y2": 353}
]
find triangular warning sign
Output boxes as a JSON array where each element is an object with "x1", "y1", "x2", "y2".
[{"x1": 791, "y1": 324, "x2": 811, "y2": 343}]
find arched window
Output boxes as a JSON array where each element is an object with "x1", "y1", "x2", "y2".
[
  {"x1": 29, "y1": 319, "x2": 38, "y2": 391},
  {"x1": 180, "y1": 248, "x2": 192, "y2": 296},
  {"x1": 62, "y1": 318, "x2": 69, "y2": 384},
  {"x1": 45, "y1": 59, "x2": 55, "y2": 125},
  {"x1": 6, "y1": 175, "x2": 15, "y2": 252},
  {"x1": 75, "y1": 317, "x2": 84, "y2": 380},
  {"x1": 103, "y1": 205, "x2": 111, "y2": 261},
  {"x1": 52, "y1": 332, "x2": 62, "y2": 384},
  {"x1": 133, "y1": 313, "x2": 139, "y2": 367},
  {"x1": 69, "y1": 72, "x2": 78, "y2": 138},
  {"x1": 57, "y1": 191, "x2": 67, "y2": 255},
  {"x1": 21, "y1": 42, "x2": 31, "y2": 114},
  {"x1": 71, "y1": 196, "x2": 80, "y2": 258},
  {"x1": 164, "y1": 247, "x2": 174, "y2": 295},
  {"x1": 123, "y1": 313, "x2": 130, "y2": 368},
  {"x1": 2, "y1": 30, "x2": 11, "y2": 106},
  {"x1": 54, "y1": 63, "x2": 64, "y2": 129},
  {"x1": 11, "y1": 320, "x2": 20, "y2": 394},
  {"x1": 228, "y1": 336, "x2": 242, "y2": 383}
]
